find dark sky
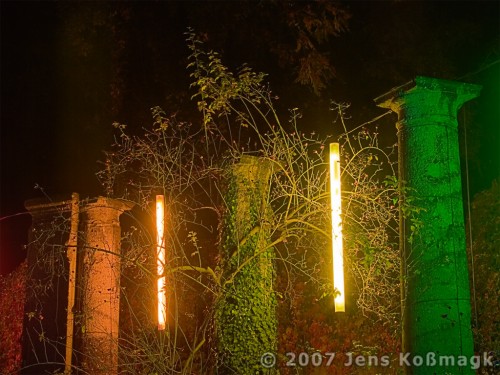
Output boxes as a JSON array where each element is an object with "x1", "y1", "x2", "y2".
[{"x1": 1, "y1": 1, "x2": 499, "y2": 275}]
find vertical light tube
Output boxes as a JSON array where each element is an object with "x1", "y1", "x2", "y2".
[
  {"x1": 156, "y1": 195, "x2": 166, "y2": 330},
  {"x1": 330, "y1": 143, "x2": 345, "y2": 312}
]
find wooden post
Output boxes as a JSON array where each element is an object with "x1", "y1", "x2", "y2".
[{"x1": 64, "y1": 193, "x2": 79, "y2": 374}]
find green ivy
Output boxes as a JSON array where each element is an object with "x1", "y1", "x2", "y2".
[
  {"x1": 215, "y1": 170, "x2": 277, "y2": 374},
  {"x1": 383, "y1": 175, "x2": 426, "y2": 244}
]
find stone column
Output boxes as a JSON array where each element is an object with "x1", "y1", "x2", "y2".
[
  {"x1": 79, "y1": 197, "x2": 133, "y2": 375},
  {"x1": 376, "y1": 76, "x2": 481, "y2": 374},
  {"x1": 216, "y1": 155, "x2": 279, "y2": 373},
  {"x1": 22, "y1": 197, "x2": 73, "y2": 375}
]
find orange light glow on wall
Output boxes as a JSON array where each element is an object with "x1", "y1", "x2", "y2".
[
  {"x1": 330, "y1": 143, "x2": 345, "y2": 312},
  {"x1": 156, "y1": 195, "x2": 166, "y2": 330}
]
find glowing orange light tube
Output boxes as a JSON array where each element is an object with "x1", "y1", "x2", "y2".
[
  {"x1": 330, "y1": 143, "x2": 345, "y2": 312},
  {"x1": 156, "y1": 195, "x2": 166, "y2": 330}
]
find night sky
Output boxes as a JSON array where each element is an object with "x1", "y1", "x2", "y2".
[{"x1": 1, "y1": 1, "x2": 499, "y2": 275}]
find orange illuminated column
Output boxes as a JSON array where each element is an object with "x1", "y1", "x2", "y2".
[
  {"x1": 330, "y1": 143, "x2": 345, "y2": 312},
  {"x1": 156, "y1": 195, "x2": 166, "y2": 330},
  {"x1": 80, "y1": 197, "x2": 134, "y2": 375}
]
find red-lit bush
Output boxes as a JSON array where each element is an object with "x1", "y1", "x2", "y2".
[{"x1": 0, "y1": 261, "x2": 27, "y2": 375}]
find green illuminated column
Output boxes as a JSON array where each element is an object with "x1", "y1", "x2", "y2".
[
  {"x1": 216, "y1": 155, "x2": 278, "y2": 374},
  {"x1": 376, "y1": 76, "x2": 481, "y2": 374}
]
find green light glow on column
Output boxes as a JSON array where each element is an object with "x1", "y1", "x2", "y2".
[{"x1": 376, "y1": 76, "x2": 481, "y2": 375}]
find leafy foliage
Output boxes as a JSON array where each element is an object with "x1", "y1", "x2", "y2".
[
  {"x1": 281, "y1": 0, "x2": 350, "y2": 94},
  {"x1": 216, "y1": 169, "x2": 277, "y2": 373},
  {"x1": 0, "y1": 261, "x2": 27, "y2": 375},
  {"x1": 467, "y1": 180, "x2": 500, "y2": 375}
]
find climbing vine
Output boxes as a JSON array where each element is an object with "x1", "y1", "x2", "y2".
[{"x1": 216, "y1": 167, "x2": 277, "y2": 373}]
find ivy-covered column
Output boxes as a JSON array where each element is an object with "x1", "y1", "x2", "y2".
[
  {"x1": 376, "y1": 76, "x2": 481, "y2": 374},
  {"x1": 217, "y1": 155, "x2": 278, "y2": 373}
]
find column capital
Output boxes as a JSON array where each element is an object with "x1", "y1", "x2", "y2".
[
  {"x1": 81, "y1": 197, "x2": 134, "y2": 223},
  {"x1": 375, "y1": 76, "x2": 482, "y2": 128},
  {"x1": 232, "y1": 154, "x2": 281, "y2": 178},
  {"x1": 25, "y1": 195, "x2": 73, "y2": 217}
]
